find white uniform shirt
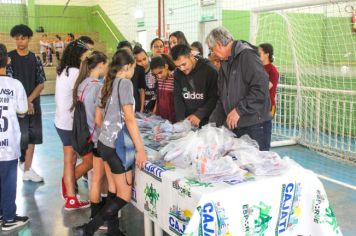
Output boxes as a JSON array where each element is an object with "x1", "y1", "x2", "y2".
[
  {"x1": 0, "y1": 76, "x2": 28, "y2": 161},
  {"x1": 54, "y1": 67, "x2": 79, "y2": 130}
]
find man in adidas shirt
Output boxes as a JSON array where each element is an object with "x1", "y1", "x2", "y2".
[
  {"x1": 0, "y1": 44, "x2": 29, "y2": 231},
  {"x1": 171, "y1": 44, "x2": 218, "y2": 127}
]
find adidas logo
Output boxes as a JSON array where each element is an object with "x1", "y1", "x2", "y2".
[{"x1": 183, "y1": 92, "x2": 204, "y2": 100}]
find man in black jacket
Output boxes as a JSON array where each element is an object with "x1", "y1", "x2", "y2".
[
  {"x1": 171, "y1": 44, "x2": 218, "y2": 127},
  {"x1": 207, "y1": 27, "x2": 272, "y2": 151}
]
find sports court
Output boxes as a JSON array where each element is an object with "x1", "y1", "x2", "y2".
[{"x1": 0, "y1": 0, "x2": 355, "y2": 236}]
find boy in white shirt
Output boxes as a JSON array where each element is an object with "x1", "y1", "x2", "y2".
[{"x1": 0, "y1": 44, "x2": 29, "y2": 231}]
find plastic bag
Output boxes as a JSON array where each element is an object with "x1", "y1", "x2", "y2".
[{"x1": 194, "y1": 156, "x2": 248, "y2": 182}]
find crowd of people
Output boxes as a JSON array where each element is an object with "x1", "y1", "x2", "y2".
[
  {"x1": 39, "y1": 33, "x2": 76, "y2": 66},
  {"x1": 0, "y1": 24, "x2": 279, "y2": 235}
]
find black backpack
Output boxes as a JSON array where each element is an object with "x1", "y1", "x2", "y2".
[{"x1": 72, "y1": 82, "x2": 95, "y2": 156}]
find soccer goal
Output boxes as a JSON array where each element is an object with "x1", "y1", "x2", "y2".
[{"x1": 250, "y1": 0, "x2": 356, "y2": 161}]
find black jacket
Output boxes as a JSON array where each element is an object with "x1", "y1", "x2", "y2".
[
  {"x1": 209, "y1": 41, "x2": 272, "y2": 128},
  {"x1": 174, "y1": 57, "x2": 218, "y2": 126},
  {"x1": 131, "y1": 65, "x2": 146, "y2": 112}
]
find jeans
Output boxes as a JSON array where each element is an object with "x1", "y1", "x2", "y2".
[
  {"x1": 234, "y1": 120, "x2": 272, "y2": 151},
  {"x1": 0, "y1": 159, "x2": 18, "y2": 221}
]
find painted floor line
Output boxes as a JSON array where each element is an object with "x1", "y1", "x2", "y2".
[
  {"x1": 318, "y1": 174, "x2": 356, "y2": 190},
  {"x1": 41, "y1": 103, "x2": 56, "y2": 106}
]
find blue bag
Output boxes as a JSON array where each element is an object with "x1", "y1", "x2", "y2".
[{"x1": 115, "y1": 79, "x2": 136, "y2": 170}]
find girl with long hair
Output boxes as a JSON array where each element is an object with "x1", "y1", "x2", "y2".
[{"x1": 75, "y1": 49, "x2": 147, "y2": 235}]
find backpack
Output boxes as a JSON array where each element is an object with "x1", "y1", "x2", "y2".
[{"x1": 72, "y1": 82, "x2": 96, "y2": 156}]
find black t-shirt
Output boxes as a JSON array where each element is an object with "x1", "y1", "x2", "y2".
[
  {"x1": 131, "y1": 65, "x2": 146, "y2": 112},
  {"x1": 7, "y1": 50, "x2": 46, "y2": 113}
]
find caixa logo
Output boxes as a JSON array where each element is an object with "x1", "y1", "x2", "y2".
[
  {"x1": 183, "y1": 91, "x2": 204, "y2": 100},
  {"x1": 143, "y1": 162, "x2": 165, "y2": 182}
]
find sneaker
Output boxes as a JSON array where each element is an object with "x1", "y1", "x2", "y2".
[
  {"x1": 72, "y1": 224, "x2": 93, "y2": 236},
  {"x1": 1, "y1": 215, "x2": 29, "y2": 231},
  {"x1": 82, "y1": 173, "x2": 88, "y2": 182},
  {"x1": 98, "y1": 221, "x2": 108, "y2": 231},
  {"x1": 61, "y1": 177, "x2": 67, "y2": 200},
  {"x1": 23, "y1": 168, "x2": 44, "y2": 182},
  {"x1": 65, "y1": 196, "x2": 90, "y2": 211},
  {"x1": 19, "y1": 162, "x2": 24, "y2": 172}
]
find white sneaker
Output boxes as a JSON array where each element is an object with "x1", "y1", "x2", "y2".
[
  {"x1": 23, "y1": 168, "x2": 44, "y2": 182},
  {"x1": 19, "y1": 162, "x2": 25, "y2": 171}
]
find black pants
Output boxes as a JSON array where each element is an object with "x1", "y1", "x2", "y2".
[{"x1": 234, "y1": 120, "x2": 272, "y2": 151}]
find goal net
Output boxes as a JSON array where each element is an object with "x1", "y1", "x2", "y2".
[{"x1": 251, "y1": 0, "x2": 356, "y2": 160}]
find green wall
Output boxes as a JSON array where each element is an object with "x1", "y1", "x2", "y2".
[
  {"x1": 0, "y1": 3, "x2": 27, "y2": 33},
  {"x1": 35, "y1": 5, "x2": 92, "y2": 33},
  {"x1": 90, "y1": 5, "x2": 125, "y2": 53},
  {"x1": 0, "y1": 3, "x2": 124, "y2": 52}
]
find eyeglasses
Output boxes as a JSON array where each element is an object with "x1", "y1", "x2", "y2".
[{"x1": 153, "y1": 45, "x2": 164, "y2": 49}]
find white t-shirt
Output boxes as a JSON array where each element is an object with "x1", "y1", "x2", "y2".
[
  {"x1": 54, "y1": 67, "x2": 79, "y2": 130},
  {"x1": 0, "y1": 76, "x2": 28, "y2": 161}
]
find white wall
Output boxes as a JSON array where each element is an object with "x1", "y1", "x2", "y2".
[{"x1": 99, "y1": 0, "x2": 138, "y2": 43}]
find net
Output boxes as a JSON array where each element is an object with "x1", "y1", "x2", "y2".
[{"x1": 251, "y1": 0, "x2": 356, "y2": 160}]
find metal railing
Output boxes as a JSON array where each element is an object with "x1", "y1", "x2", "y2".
[{"x1": 273, "y1": 84, "x2": 356, "y2": 161}]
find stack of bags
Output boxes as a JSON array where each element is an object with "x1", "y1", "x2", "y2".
[{"x1": 159, "y1": 125, "x2": 289, "y2": 183}]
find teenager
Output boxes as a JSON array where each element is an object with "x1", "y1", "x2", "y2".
[
  {"x1": 40, "y1": 34, "x2": 52, "y2": 66},
  {"x1": 71, "y1": 51, "x2": 109, "y2": 225},
  {"x1": 55, "y1": 40, "x2": 92, "y2": 210},
  {"x1": 7, "y1": 24, "x2": 46, "y2": 182},
  {"x1": 259, "y1": 43, "x2": 279, "y2": 118},
  {"x1": 150, "y1": 55, "x2": 176, "y2": 123},
  {"x1": 169, "y1": 31, "x2": 189, "y2": 50},
  {"x1": 191, "y1": 41, "x2": 204, "y2": 57},
  {"x1": 208, "y1": 52, "x2": 221, "y2": 71},
  {"x1": 54, "y1": 35, "x2": 65, "y2": 62},
  {"x1": 133, "y1": 46, "x2": 157, "y2": 113},
  {"x1": 171, "y1": 44, "x2": 218, "y2": 127},
  {"x1": 74, "y1": 49, "x2": 147, "y2": 236},
  {"x1": 0, "y1": 43, "x2": 30, "y2": 232},
  {"x1": 150, "y1": 38, "x2": 164, "y2": 57},
  {"x1": 117, "y1": 41, "x2": 146, "y2": 112}
]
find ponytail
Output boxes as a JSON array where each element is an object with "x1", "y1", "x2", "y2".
[{"x1": 71, "y1": 51, "x2": 107, "y2": 111}]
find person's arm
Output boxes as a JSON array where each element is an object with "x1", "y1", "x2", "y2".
[
  {"x1": 152, "y1": 100, "x2": 157, "y2": 115},
  {"x1": 209, "y1": 69, "x2": 226, "y2": 127},
  {"x1": 27, "y1": 56, "x2": 46, "y2": 114},
  {"x1": 95, "y1": 107, "x2": 103, "y2": 128},
  {"x1": 173, "y1": 71, "x2": 186, "y2": 122},
  {"x1": 139, "y1": 89, "x2": 145, "y2": 113},
  {"x1": 16, "y1": 81, "x2": 28, "y2": 117},
  {"x1": 194, "y1": 67, "x2": 218, "y2": 121},
  {"x1": 119, "y1": 79, "x2": 147, "y2": 169},
  {"x1": 138, "y1": 66, "x2": 146, "y2": 113},
  {"x1": 269, "y1": 66, "x2": 279, "y2": 91},
  {"x1": 234, "y1": 51, "x2": 270, "y2": 116},
  {"x1": 269, "y1": 82, "x2": 273, "y2": 90}
]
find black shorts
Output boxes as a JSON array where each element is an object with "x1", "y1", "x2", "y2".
[
  {"x1": 55, "y1": 127, "x2": 72, "y2": 147},
  {"x1": 18, "y1": 114, "x2": 43, "y2": 150},
  {"x1": 92, "y1": 148, "x2": 100, "y2": 158},
  {"x1": 97, "y1": 141, "x2": 131, "y2": 174}
]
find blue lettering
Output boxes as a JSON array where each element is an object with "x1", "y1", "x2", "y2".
[
  {"x1": 285, "y1": 183, "x2": 294, "y2": 193},
  {"x1": 278, "y1": 218, "x2": 287, "y2": 233},
  {"x1": 203, "y1": 203, "x2": 213, "y2": 213},
  {"x1": 169, "y1": 216, "x2": 186, "y2": 234}
]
